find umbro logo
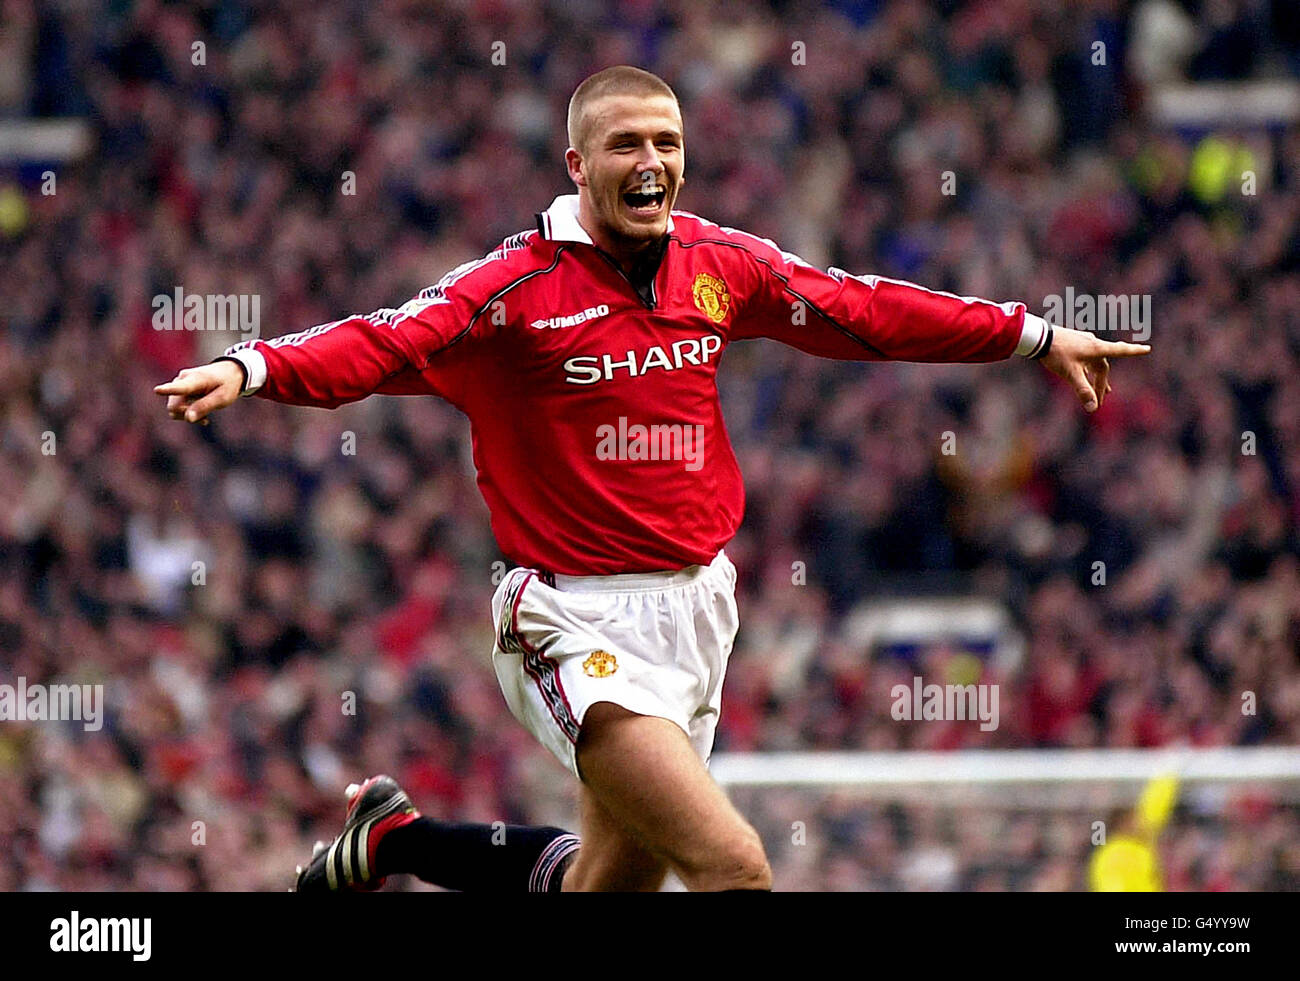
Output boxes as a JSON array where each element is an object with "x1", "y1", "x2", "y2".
[{"x1": 530, "y1": 304, "x2": 610, "y2": 330}]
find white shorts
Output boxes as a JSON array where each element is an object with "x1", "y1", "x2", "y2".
[{"x1": 490, "y1": 551, "x2": 739, "y2": 778}]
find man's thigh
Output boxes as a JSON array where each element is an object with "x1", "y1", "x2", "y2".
[
  {"x1": 561, "y1": 786, "x2": 668, "y2": 892},
  {"x1": 573, "y1": 701, "x2": 770, "y2": 890}
]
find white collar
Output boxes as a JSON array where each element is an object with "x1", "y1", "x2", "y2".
[{"x1": 536, "y1": 194, "x2": 674, "y2": 243}]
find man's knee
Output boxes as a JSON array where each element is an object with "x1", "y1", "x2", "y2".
[{"x1": 679, "y1": 825, "x2": 772, "y2": 892}]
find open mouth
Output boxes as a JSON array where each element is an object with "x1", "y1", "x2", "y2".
[{"x1": 622, "y1": 186, "x2": 666, "y2": 215}]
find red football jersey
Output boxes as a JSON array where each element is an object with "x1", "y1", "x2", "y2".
[{"x1": 224, "y1": 195, "x2": 1033, "y2": 575}]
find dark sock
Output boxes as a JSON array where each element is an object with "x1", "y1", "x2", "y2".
[{"x1": 374, "y1": 818, "x2": 579, "y2": 892}]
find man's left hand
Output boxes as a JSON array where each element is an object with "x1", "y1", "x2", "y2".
[{"x1": 1038, "y1": 326, "x2": 1150, "y2": 412}]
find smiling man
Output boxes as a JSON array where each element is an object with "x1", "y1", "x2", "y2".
[
  {"x1": 563, "y1": 70, "x2": 683, "y2": 271},
  {"x1": 156, "y1": 66, "x2": 1149, "y2": 893}
]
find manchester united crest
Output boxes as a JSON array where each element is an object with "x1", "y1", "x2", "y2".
[
  {"x1": 582, "y1": 650, "x2": 618, "y2": 678},
  {"x1": 692, "y1": 273, "x2": 730, "y2": 324}
]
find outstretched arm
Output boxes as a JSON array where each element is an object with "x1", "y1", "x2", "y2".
[
  {"x1": 721, "y1": 226, "x2": 1149, "y2": 409},
  {"x1": 152, "y1": 312, "x2": 420, "y2": 425},
  {"x1": 152, "y1": 248, "x2": 516, "y2": 424}
]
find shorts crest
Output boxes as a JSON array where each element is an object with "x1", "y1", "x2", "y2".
[{"x1": 582, "y1": 650, "x2": 619, "y2": 678}]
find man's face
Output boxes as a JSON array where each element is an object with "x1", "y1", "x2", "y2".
[{"x1": 567, "y1": 94, "x2": 684, "y2": 247}]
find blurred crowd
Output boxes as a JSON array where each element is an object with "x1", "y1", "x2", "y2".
[{"x1": 2, "y1": 0, "x2": 1298, "y2": 891}]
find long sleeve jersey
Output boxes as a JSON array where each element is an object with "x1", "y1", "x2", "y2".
[{"x1": 223, "y1": 194, "x2": 1046, "y2": 575}]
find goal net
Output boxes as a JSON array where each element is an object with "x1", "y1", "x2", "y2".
[{"x1": 711, "y1": 748, "x2": 1300, "y2": 891}]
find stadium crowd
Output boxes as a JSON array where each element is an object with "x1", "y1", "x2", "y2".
[{"x1": 2, "y1": 0, "x2": 1298, "y2": 890}]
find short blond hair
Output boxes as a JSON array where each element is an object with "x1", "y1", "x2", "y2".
[{"x1": 566, "y1": 66, "x2": 679, "y2": 154}]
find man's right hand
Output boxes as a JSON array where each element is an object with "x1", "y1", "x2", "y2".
[{"x1": 154, "y1": 361, "x2": 246, "y2": 424}]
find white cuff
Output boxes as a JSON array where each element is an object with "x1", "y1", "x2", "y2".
[
  {"x1": 1015, "y1": 313, "x2": 1049, "y2": 356},
  {"x1": 224, "y1": 347, "x2": 267, "y2": 395}
]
